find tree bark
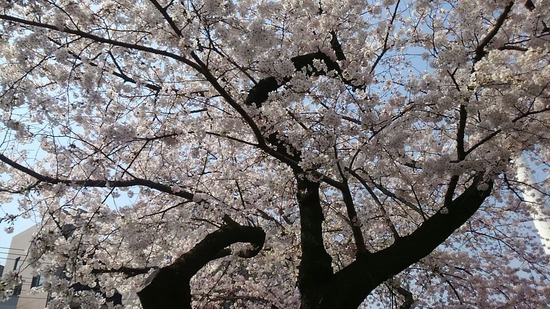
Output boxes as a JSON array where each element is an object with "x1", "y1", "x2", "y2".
[
  {"x1": 295, "y1": 176, "x2": 333, "y2": 308},
  {"x1": 137, "y1": 216, "x2": 265, "y2": 309},
  {"x1": 318, "y1": 178, "x2": 492, "y2": 308}
]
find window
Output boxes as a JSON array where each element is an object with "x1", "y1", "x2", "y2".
[
  {"x1": 13, "y1": 257, "x2": 20, "y2": 271},
  {"x1": 31, "y1": 275, "x2": 45, "y2": 288}
]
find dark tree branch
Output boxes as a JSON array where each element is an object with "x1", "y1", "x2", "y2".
[
  {"x1": 473, "y1": 2, "x2": 514, "y2": 63},
  {"x1": 91, "y1": 266, "x2": 153, "y2": 277},
  {"x1": 0, "y1": 153, "x2": 196, "y2": 200},
  {"x1": 245, "y1": 76, "x2": 280, "y2": 106},
  {"x1": 340, "y1": 179, "x2": 370, "y2": 256},
  {"x1": 353, "y1": 172, "x2": 401, "y2": 241},
  {"x1": 148, "y1": 0, "x2": 182, "y2": 37},
  {"x1": 497, "y1": 45, "x2": 529, "y2": 52},
  {"x1": 0, "y1": 14, "x2": 203, "y2": 72},
  {"x1": 106, "y1": 50, "x2": 162, "y2": 92},
  {"x1": 330, "y1": 30, "x2": 346, "y2": 61},
  {"x1": 189, "y1": 51, "x2": 269, "y2": 150},
  {"x1": 356, "y1": 171, "x2": 423, "y2": 216},
  {"x1": 396, "y1": 285, "x2": 415, "y2": 309},
  {"x1": 525, "y1": 0, "x2": 535, "y2": 11},
  {"x1": 244, "y1": 47, "x2": 350, "y2": 108},
  {"x1": 456, "y1": 105, "x2": 467, "y2": 161},
  {"x1": 319, "y1": 176, "x2": 492, "y2": 308},
  {"x1": 292, "y1": 51, "x2": 343, "y2": 76},
  {"x1": 46, "y1": 36, "x2": 162, "y2": 92},
  {"x1": 137, "y1": 215, "x2": 266, "y2": 309},
  {"x1": 445, "y1": 61, "x2": 468, "y2": 202},
  {"x1": 334, "y1": 154, "x2": 369, "y2": 256},
  {"x1": 241, "y1": 43, "x2": 357, "y2": 184},
  {"x1": 444, "y1": 175, "x2": 460, "y2": 207},
  {"x1": 370, "y1": 0, "x2": 401, "y2": 74}
]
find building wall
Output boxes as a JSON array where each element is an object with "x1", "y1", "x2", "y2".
[
  {"x1": 3, "y1": 224, "x2": 138, "y2": 309},
  {"x1": 3, "y1": 226, "x2": 48, "y2": 309}
]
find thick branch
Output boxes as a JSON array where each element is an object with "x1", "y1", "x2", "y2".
[
  {"x1": 137, "y1": 216, "x2": 265, "y2": 309},
  {"x1": 473, "y1": 2, "x2": 514, "y2": 63},
  {"x1": 456, "y1": 105, "x2": 467, "y2": 160},
  {"x1": 148, "y1": 0, "x2": 182, "y2": 37},
  {"x1": 91, "y1": 266, "x2": 152, "y2": 277},
  {"x1": 190, "y1": 52, "x2": 268, "y2": 149},
  {"x1": 242, "y1": 47, "x2": 350, "y2": 173},
  {"x1": 0, "y1": 153, "x2": 195, "y2": 200},
  {"x1": 245, "y1": 46, "x2": 348, "y2": 107},
  {"x1": 320, "y1": 176, "x2": 492, "y2": 308},
  {"x1": 396, "y1": 286, "x2": 414, "y2": 309},
  {"x1": 330, "y1": 30, "x2": 346, "y2": 61},
  {"x1": 0, "y1": 14, "x2": 203, "y2": 72}
]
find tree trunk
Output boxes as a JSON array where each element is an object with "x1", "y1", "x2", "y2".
[{"x1": 295, "y1": 176, "x2": 333, "y2": 308}]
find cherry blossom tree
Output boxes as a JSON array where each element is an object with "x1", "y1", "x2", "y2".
[{"x1": 1, "y1": 0, "x2": 550, "y2": 308}]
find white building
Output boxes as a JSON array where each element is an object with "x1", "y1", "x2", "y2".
[
  {"x1": 2, "y1": 226, "x2": 48, "y2": 309},
  {"x1": 2, "y1": 224, "x2": 128, "y2": 309}
]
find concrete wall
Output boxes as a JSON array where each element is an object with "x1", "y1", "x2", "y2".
[{"x1": 3, "y1": 226, "x2": 48, "y2": 309}]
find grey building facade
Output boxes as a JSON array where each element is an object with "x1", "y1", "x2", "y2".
[{"x1": 1, "y1": 226, "x2": 48, "y2": 309}]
